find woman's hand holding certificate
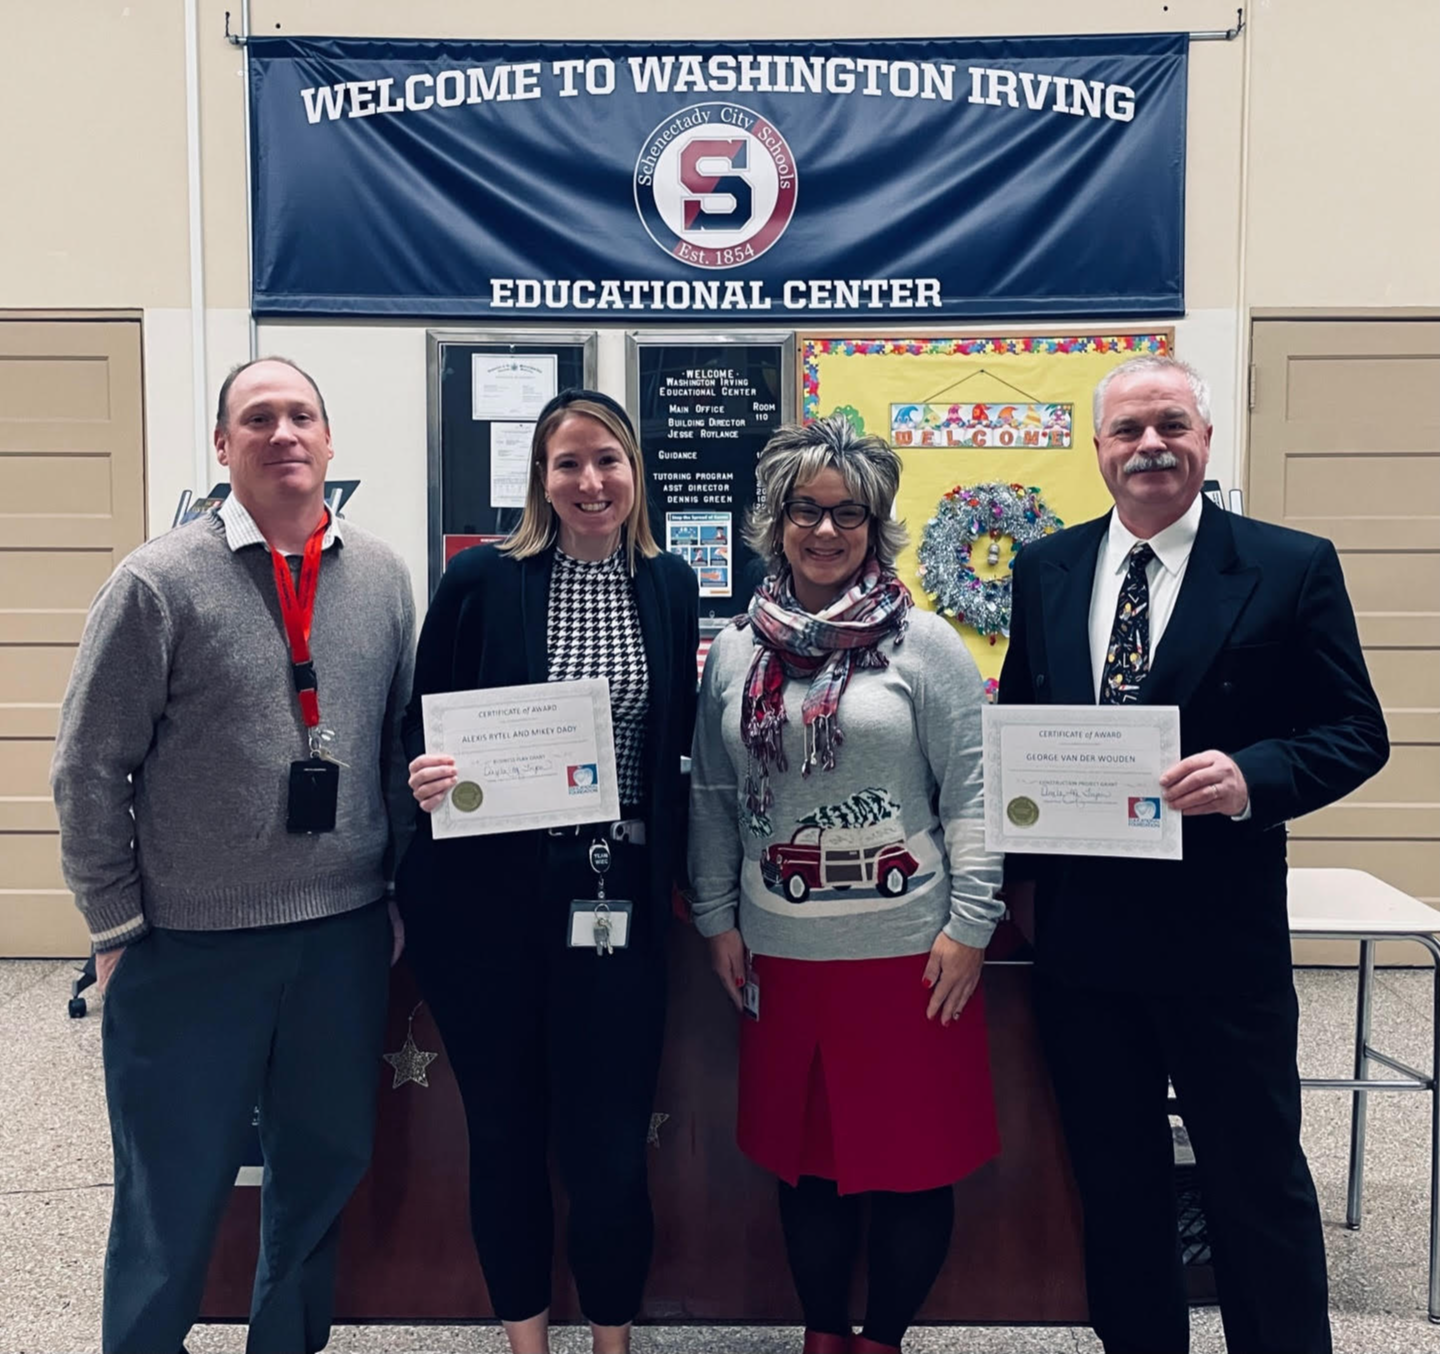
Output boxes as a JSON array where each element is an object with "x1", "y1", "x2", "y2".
[{"x1": 982, "y1": 705, "x2": 1183, "y2": 860}]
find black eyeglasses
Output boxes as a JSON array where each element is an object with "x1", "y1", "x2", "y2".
[{"x1": 782, "y1": 500, "x2": 872, "y2": 530}]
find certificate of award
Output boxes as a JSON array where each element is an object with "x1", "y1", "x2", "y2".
[
  {"x1": 982, "y1": 705, "x2": 1182, "y2": 860},
  {"x1": 423, "y1": 679, "x2": 619, "y2": 839}
]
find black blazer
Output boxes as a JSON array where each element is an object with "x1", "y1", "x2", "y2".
[
  {"x1": 999, "y1": 498, "x2": 1388, "y2": 993},
  {"x1": 395, "y1": 544, "x2": 699, "y2": 933}
]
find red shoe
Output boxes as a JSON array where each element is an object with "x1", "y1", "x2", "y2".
[
  {"x1": 801, "y1": 1331, "x2": 851, "y2": 1353},
  {"x1": 850, "y1": 1337, "x2": 901, "y2": 1354}
]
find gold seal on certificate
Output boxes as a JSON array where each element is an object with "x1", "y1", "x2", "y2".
[
  {"x1": 1006, "y1": 796, "x2": 1040, "y2": 827},
  {"x1": 422, "y1": 679, "x2": 620, "y2": 840},
  {"x1": 450, "y1": 781, "x2": 484, "y2": 813},
  {"x1": 982, "y1": 705, "x2": 1182, "y2": 860}
]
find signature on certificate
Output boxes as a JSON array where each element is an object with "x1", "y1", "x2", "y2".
[
  {"x1": 1037, "y1": 779, "x2": 1111, "y2": 807},
  {"x1": 483, "y1": 753, "x2": 557, "y2": 782}
]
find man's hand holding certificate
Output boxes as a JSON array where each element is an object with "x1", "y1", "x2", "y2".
[
  {"x1": 422, "y1": 679, "x2": 619, "y2": 839},
  {"x1": 982, "y1": 705, "x2": 1182, "y2": 859}
]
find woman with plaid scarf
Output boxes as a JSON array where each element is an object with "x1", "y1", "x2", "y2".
[{"x1": 688, "y1": 415, "x2": 1004, "y2": 1354}]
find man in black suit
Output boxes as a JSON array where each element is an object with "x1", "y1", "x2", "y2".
[{"x1": 999, "y1": 356, "x2": 1388, "y2": 1353}]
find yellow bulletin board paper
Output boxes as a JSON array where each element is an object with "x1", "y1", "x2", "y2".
[{"x1": 798, "y1": 332, "x2": 1173, "y2": 691}]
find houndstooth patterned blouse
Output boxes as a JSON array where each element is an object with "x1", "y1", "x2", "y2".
[{"x1": 547, "y1": 546, "x2": 651, "y2": 809}]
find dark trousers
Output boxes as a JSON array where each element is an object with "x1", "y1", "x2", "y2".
[
  {"x1": 99, "y1": 900, "x2": 392, "y2": 1354},
  {"x1": 1034, "y1": 974, "x2": 1332, "y2": 1354},
  {"x1": 407, "y1": 834, "x2": 666, "y2": 1326}
]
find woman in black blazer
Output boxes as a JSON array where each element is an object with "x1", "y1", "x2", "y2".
[{"x1": 396, "y1": 390, "x2": 698, "y2": 1355}]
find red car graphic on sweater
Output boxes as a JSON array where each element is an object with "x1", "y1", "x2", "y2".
[{"x1": 761, "y1": 822, "x2": 919, "y2": 904}]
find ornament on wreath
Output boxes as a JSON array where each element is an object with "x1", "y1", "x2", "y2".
[{"x1": 916, "y1": 482, "x2": 1063, "y2": 644}]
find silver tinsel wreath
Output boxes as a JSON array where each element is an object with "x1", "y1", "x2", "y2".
[{"x1": 916, "y1": 482, "x2": 1063, "y2": 642}]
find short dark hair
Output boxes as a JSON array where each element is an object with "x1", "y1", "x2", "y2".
[{"x1": 215, "y1": 356, "x2": 329, "y2": 430}]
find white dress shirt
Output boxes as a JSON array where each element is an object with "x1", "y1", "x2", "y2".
[{"x1": 1087, "y1": 494, "x2": 1203, "y2": 700}]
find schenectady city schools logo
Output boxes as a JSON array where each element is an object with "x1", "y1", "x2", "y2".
[{"x1": 634, "y1": 102, "x2": 798, "y2": 269}]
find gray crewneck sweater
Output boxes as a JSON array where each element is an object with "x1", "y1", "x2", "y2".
[
  {"x1": 688, "y1": 610, "x2": 1003, "y2": 960},
  {"x1": 51, "y1": 511, "x2": 415, "y2": 949}
]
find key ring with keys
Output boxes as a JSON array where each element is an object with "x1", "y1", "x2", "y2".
[{"x1": 592, "y1": 900, "x2": 614, "y2": 956}]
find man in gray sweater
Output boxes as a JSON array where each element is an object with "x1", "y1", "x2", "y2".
[{"x1": 51, "y1": 357, "x2": 416, "y2": 1354}]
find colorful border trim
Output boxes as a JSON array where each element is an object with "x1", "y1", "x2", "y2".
[{"x1": 801, "y1": 334, "x2": 1171, "y2": 423}]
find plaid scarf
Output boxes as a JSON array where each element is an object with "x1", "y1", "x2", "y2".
[{"x1": 737, "y1": 557, "x2": 912, "y2": 833}]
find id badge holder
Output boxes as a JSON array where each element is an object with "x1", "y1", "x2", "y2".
[
  {"x1": 287, "y1": 757, "x2": 338, "y2": 833},
  {"x1": 568, "y1": 898, "x2": 633, "y2": 954},
  {"x1": 566, "y1": 839, "x2": 632, "y2": 955},
  {"x1": 742, "y1": 948, "x2": 760, "y2": 1021}
]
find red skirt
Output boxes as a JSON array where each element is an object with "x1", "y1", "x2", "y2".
[{"x1": 737, "y1": 952, "x2": 999, "y2": 1195}]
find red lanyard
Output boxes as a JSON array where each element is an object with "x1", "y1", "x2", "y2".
[{"x1": 268, "y1": 515, "x2": 328, "y2": 730}]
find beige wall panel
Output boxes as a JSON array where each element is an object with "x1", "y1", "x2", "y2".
[
  {"x1": 0, "y1": 319, "x2": 144, "y2": 956},
  {"x1": 1296, "y1": 804, "x2": 1436, "y2": 840},
  {"x1": 0, "y1": 358, "x2": 112, "y2": 421},
  {"x1": 1284, "y1": 356, "x2": 1441, "y2": 434},
  {"x1": 2, "y1": 834, "x2": 65, "y2": 892},
  {"x1": 0, "y1": 740, "x2": 57, "y2": 799},
  {"x1": 0, "y1": 802, "x2": 60, "y2": 833},
  {"x1": 0, "y1": 897, "x2": 88, "y2": 959},
  {"x1": 1, "y1": 617, "x2": 87, "y2": 646},
  {"x1": 1341, "y1": 552, "x2": 1439, "y2": 618},
  {"x1": 0, "y1": 551, "x2": 115, "y2": 610},
  {"x1": 1374, "y1": 711, "x2": 1438, "y2": 745},
  {"x1": 1365, "y1": 648, "x2": 1440, "y2": 711},
  {"x1": 0, "y1": 707, "x2": 59, "y2": 740},
  {"x1": 0, "y1": 455, "x2": 115, "y2": 518},
  {"x1": 1331, "y1": 744, "x2": 1435, "y2": 806},
  {"x1": 0, "y1": 9, "x2": 189, "y2": 308},
  {"x1": 1283, "y1": 455, "x2": 1437, "y2": 519},
  {"x1": 1288, "y1": 839, "x2": 1438, "y2": 904},
  {"x1": 1345, "y1": 546, "x2": 1441, "y2": 649},
  {"x1": 1297, "y1": 518, "x2": 1438, "y2": 554},
  {"x1": 1357, "y1": 615, "x2": 1440, "y2": 650},
  {"x1": 3, "y1": 649, "x2": 77, "y2": 703},
  {"x1": 1246, "y1": 0, "x2": 1440, "y2": 308}
]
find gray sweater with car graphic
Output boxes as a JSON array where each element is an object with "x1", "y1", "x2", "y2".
[{"x1": 688, "y1": 611, "x2": 1003, "y2": 960}]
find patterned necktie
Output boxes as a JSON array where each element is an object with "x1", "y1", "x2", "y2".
[{"x1": 1099, "y1": 542, "x2": 1156, "y2": 704}]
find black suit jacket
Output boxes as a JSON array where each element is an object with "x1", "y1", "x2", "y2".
[
  {"x1": 395, "y1": 543, "x2": 699, "y2": 935},
  {"x1": 998, "y1": 498, "x2": 1388, "y2": 993}
]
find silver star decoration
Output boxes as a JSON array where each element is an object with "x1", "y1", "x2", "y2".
[
  {"x1": 647, "y1": 1112, "x2": 670, "y2": 1148},
  {"x1": 383, "y1": 1024, "x2": 438, "y2": 1089}
]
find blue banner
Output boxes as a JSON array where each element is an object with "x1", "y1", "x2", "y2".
[{"x1": 249, "y1": 36, "x2": 1187, "y2": 321}]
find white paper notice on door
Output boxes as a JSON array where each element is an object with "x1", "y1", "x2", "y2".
[
  {"x1": 472, "y1": 354, "x2": 557, "y2": 421},
  {"x1": 490, "y1": 422, "x2": 534, "y2": 508}
]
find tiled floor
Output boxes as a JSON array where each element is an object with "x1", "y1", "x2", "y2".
[{"x1": 0, "y1": 962, "x2": 1434, "y2": 1354}]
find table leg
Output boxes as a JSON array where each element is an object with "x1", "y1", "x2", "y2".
[{"x1": 1346, "y1": 939, "x2": 1375, "y2": 1230}]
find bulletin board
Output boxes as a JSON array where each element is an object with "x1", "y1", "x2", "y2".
[
  {"x1": 425, "y1": 328, "x2": 597, "y2": 598},
  {"x1": 798, "y1": 331, "x2": 1174, "y2": 689}
]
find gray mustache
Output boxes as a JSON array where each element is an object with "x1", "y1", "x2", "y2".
[{"x1": 1122, "y1": 450, "x2": 1179, "y2": 475}]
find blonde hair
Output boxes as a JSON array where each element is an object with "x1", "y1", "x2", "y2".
[{"x1": 501, "y1": 396, "x2": 659, "y2": 574}]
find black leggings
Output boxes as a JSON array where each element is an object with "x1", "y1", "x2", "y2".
[{"x1": 777, "y1": 1175, "x2": 955, "y2": 1346}]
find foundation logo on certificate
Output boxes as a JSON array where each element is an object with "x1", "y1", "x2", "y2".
[
  {"x1": 1128, "y1": 796, "x2": 1161, "y2": 826},
  {"x1": 634, "y1": 103, "x2": 797, "y2": 269},
  {"x1": 567, "y1": 764, "x2": 599, "y2": 793}
]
